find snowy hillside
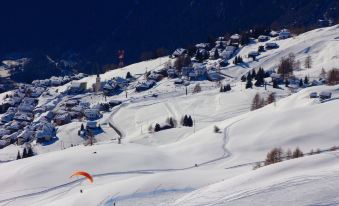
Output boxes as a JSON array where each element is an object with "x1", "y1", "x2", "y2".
[{"x1": 0, "y1": 25, "x2": 338, "y2": 206}]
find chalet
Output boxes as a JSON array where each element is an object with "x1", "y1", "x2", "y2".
[
  {"x1": 103, "y1": 83, "x2": 116, "y2": 95},
  {"x1": 167, "y1": 68, "x2": 178, "y2": 78},
  {"x1": 265, "y1": 42, "x2": 279, "y2": 50},
  {"x1": 36, "y1": 122, "x2": 56, "y2": 142},
  {"x1": 68, "y1": 82, "x2": 87, "y2": 94},
  {"x1": 147, "y1": 72, "x2": 163, "y2": 82},
  {"x1": 258, "y1": 35, "x2": 270, "y2": 42},
  {"x1": 2, "y1": 132, "x2": 19, "y2": 144},
  {"x1": 84, "y1": 109, "x2": 101, "y2": 120},
  {"x1": 0, "y1": 140, "x2": 8, "y2": 149},
  {"x1": 270, "y1": 73, "x2": 284, "y2": 83},
  {"x1": 65, "y1": 99, "x2": 78, "y2": 108},
  {"x1": 17, "y1": 130, "x2": 35, "y2": 144},
  {"x1": 248, "y1": 51, "x2": 260, "y2": 60},
  {"x1": 109, "y1": 100, "x2": 122, "y2": 107},
  {"x1": 54, "y1": 113, "x2": 72, "y2": 125},
  {"x1": 319, "y1": 91, "x2": 332, "y2": 100},
  {"x1": 135, "y1": 80, "x2": 156, "y2": 92},
  {"x1": 309, "y1": 92, "x2": 318, "y2": 98},
  {"x1": 207, "y1": 69, "x2": 222, "y2": 82},
  {"x1": 0, "y1": 129, "x2": 11, "y2": 137},
  {"x1": 73, "y1": 73, "x2": 87, "y2": 80},
  {"x1": 173, "y1": 78, "x2": 184, "y2": 85},
  {"x1": 18, "y1": 103, "x2": 35, "y2": 113},
  {"x1": 220, "y1": 46, "x2": 237, "y2": 60},
  {"x1": 50, "y1": 76, "x2": 63, "y2": 86},
  {"x1": 30, "y1": 87, "x2": 45, "y2": 98},
  {"x1": 192, "y1": 48, "x2": 209, "y2": 63},
  {"x1": 0, "y1": 113, "x2": 14, "y2": 123},
  {"x1": 79, "y1": 101, "x2": 90, "y2": 109},
  {"x1": 14, "y1": 112, "x2": 33, "y2": 122},
  {"x1": 112, "y1": 77, "x2": 129, "y2": 88},
  {"x1": 86, "y1": 121, "x2": 98, "y2": 129},
  {"x1": 33, "y1": 107, "x2": 46, "y2": 114},
  {"x1": 279, "y1": 29, "x2": 291, "y2": 39},
  {"x1": 195, "y1": 43, "x2": 210, "y2": 50},
  {"x1": 269, "y1": 30, "x2": 279, "y2": 37},
  {"x1": 230, "y1": 34, "x2": 241, "y2": 46},
  {"x1": 172, "y1": 48, "x2": 188, "y2": 58},
  {"x1": 182, "y1": 67, "x2": 194, "y2": 77},
  {"x1": 7, "y1": 121, "x2": 23, "y2": 132}
]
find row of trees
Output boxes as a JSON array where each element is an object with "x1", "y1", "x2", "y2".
[
  {"x1": 149, "y1": 115, "x2": 194, "y2": 133},
  {"x1": 17, "y1": 147, "x2": 34, "y2": 159},
  {"x1": 264, "y1": 147, "x2": 304, "y2": 166},
  {"x1": 254, "y1": 145, "x2": 339, "y2": 170},
  {"x1": 151, "y1": 117, "x2": 178, "y2": 133},
  {"x1": 181, "y1": 115, "x2": 194, "y2": 127},
  {"x1": 242, "y1": 68, "x2": 270, "y2": 89},
  {"x1": 233, "y1": 56, "x2": 244, "y2": 65},
  {"x1": 220, "y1": 84, "x2": 231, "y2": 92},
  {"x1": 327, "y1": 68, "x2": 339, "y2": 85},
  {"x1": 251, "y1": 93, "x2": 276, "y2": 111}
]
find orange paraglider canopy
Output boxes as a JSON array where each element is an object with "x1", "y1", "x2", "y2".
[{"x1": 70, "y1": 171, "x2": 93, "y2": 183}]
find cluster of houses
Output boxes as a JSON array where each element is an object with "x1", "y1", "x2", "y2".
[
  {"x1": 0, "y1": 85, "x2": 58, "y2": 148},
  {"x1": 32, "y1": 73, "x2": 87, "y2": 88},
  {"x1": 52, "y1": 98, "x2": 105, "y2": 126}
]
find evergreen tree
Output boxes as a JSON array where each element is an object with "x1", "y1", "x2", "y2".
[
  {"x1": 304, "y1": 76, "x2": 309, "y2": 85},
  {"x1": 188, "y1": 116, "x2": 193, "y2": 127},
  {"x1": 195, "y1": 50, "x2": 203, "y2": 62},
  {"x1": 22, "y1": 148, "x2": 27, "y2": 158},
  {"x1": 226, "y1": 84, "x2": 231, "y2": 91},
  {"x1": 154, "y1": 123, "x2": 161, "y2": 132},
  {"x1": 285, "y1": 79, "x2": 290, "y2": 87},
  {"x1": 233, "y1": 56, "x2": 238, "y2": 64},
  {"x1": 241, "y1": 75, "x2": 246, "y2": 82},
  {"x1": 27, "y1": 147, "x2": 34, "y2": 157},
  {"x1": 213, "y1": 49, "x2": 220, "y2": 60},
  {"x1": 238, "y1": 56, "x2": 243, "y2": 63},
  {"x1": 299, "y1": 78, "x2": 304, "y2": 87},
  {"x1": 81, "y1": 124, "x2": 84, "y2": 131},
  {"x1": 220, "y1": 85, "x2": 225, "y2": 92},
  {"x1": 126, "y1": 71, "x2": 133, "y2": 79},
  {"x1": 246, "y1": 77, "x2": 253, "y2": 89},
  {"x1": 272, "y1": 79, "x2": 279, "y2": 88},
  {"x1": 251, "y1": 70, "x2": 257, "y2": 79},
  {"x1": 182, "y1": 115, "x2": 188, "y2": 126},
  {"x1": 16, "y1": 151, "x2": 21, "y2": 160},
  {"x1": 292, "y1": 147, "x2": 304, "y2": 158},
  {"x1": 304, "y1": 55, "x2": 312, "y2": 69}
]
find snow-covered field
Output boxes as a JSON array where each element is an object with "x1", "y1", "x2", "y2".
[{"x1": 0, "y1": 25, "x2": 338, "y2": 206}]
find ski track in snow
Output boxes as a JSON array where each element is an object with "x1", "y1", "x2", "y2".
[{"x1": 0, "y1": 118, "x2": 246, "y2": 205}]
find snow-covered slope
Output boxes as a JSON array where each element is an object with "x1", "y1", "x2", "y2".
[
  {"x1": 225, "y1": 24, "x2": 339, "y2": 79},
  {"x1": 0, "y1": 25, "x2": 338, "y2": 206},
  {"x1": 174, "y1": 151, "x2": 339, "y2": 206}
]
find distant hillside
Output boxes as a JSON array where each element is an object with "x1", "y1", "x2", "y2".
[{"x1": 0, "y1": 0, "x2": 338, "y2": 77}]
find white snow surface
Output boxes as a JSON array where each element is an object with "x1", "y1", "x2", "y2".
[{"x1": 0, "y1": 25, "x2": 338, "y2": 206}]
